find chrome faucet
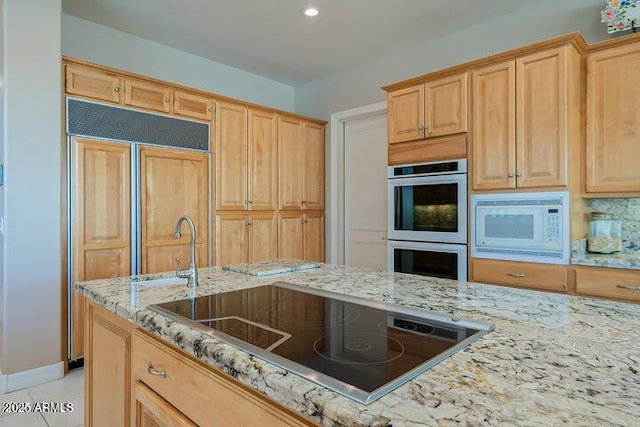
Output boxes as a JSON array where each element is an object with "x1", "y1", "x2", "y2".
[{"x1": 174, "y1": 215, "x2": 198, "y2": 287}]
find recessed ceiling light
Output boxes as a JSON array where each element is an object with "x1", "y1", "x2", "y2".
[{"x1": 303, "y1": 7, "x2": 319, "y2": 17}]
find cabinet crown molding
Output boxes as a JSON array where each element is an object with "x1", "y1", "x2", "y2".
[{"x1": 381, "y1": 32, "x2": 588, "y2": 93}]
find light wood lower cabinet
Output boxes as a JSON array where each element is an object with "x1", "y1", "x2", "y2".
[
  {"x1": 277, "y1": 211, "x2": 325, "y2": 262},
  {"x1": 215, "y1": 211, "x2": 277, "y2": 265},
  {"x1": 575, "y1": 266, "x2": 640, "y2": 302},
  {"x1": 84, "y1": 301, "x2": 132, "y2": 427},
  {"x1": 85, "y1": 301, "x2": 317, "y2": 427},
  {"x1": 134, "y1": 381, "x2": 196, "y2": 427},
  {"x1": 132, "y1": 330, "x2": 316, "y2": 427},
  {"x1": 470, "y1": 258, "x2": 568, "y2": 292}
]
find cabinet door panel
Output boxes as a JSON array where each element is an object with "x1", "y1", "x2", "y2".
[
  {"x1": 516, "y1": 47, "x2": 568, "y2": 188},
  {"x1": 140, "y1": 147, "x2": 209, "y2": 274},
  {"x1": 85, "y1": 302, "x2": 132, "y2": 427},
  {"x1": 215, "y1": 211, "x2": 249, "y2": 266},
  {"x1": 125, "y1": 80, "x2": 173, "y2": 113},
  {"x1": 248, "y1": 211, "x2": 277, "y2": 262},
  {"x1": 278, "y1": 212, "x2": 304, "y2": 259},
  {"x1": 586, "y1": 43, "x2": 640, "y2": 193},
  {"x1": 134, "y1": 381, "x2": 197, "y2": 427},
  {"x1": 248, "y1": 110, "x2": 277, "y2": 210},
  {"x1": 471, "y1": 62, "x2": 516, "y2": 190},
  {"x1": 73, "y1": 137, "x2": 131, "y2": 359},
  {"x1": 425, "y1": 73, "x2": 468, "y2": 137},
  {"x1": 173, "y1": 91, "x2": 213, "y2": 121},
  {"x1": 65, "y1": 65, "x2": 122, "y2": 103},
  {"x1": 387, "y1": 86, "x2": 425, "y2": 143},
  {"x1": 303, "y1": 123, "x2": 325, "y2": 210},
  {"x1": 216, "y1": 102, "x2": 249, "y2": 210},
  {"x1": 303, "y1": 211, "x2": 325, "y2": 262},
  {"x1": 278, "y1": 117, "x2": 304, "y2": 210}
]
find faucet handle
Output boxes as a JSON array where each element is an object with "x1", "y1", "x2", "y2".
[{"x1": 175, "y1": 257, "x2": 183, "y2": 273}]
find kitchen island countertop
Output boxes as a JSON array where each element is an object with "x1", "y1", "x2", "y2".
[{"x1": 77, "y1": 262, "x2": 640, "y2": 426}]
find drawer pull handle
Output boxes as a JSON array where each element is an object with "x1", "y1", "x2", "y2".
[
  {"x1": 507, "y1": 272, "x2": 526, "y2": 278},
  {"x1": 616, "y1": 284, "x2": 640, "y2": 291},
  {"x1": 147, "y1": 363, "x2": 167, "y2": 378}
]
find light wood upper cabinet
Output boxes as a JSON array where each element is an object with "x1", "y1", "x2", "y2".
[
  {"x1": 303, "y1": 123, "x2": 325, "y2": 211},
  {"x1": 125, "y1": 79, "x2": 173, "y2": 113},
  {"x1": 173, "y1": 91, "x2": 214, "y2": 121},
  {"x1": 216, "y1": 102, "x2": 249, "y2": 210},
  {"x1": 388, "y1": 73, "x2": 468, "y2": 143},
  {"x1": 72, "y1": 137, "x2": 131, "y2": 360},
  {"x1": 249, "y1": 109, "x2": 278, "y2": 210},
  {"x1": 216, "y1": 105, "x2": 278, "y2": 211},
  {"x1": 586, "y1": 41, "x2": 640, "y2": 194},
  {"x1": 471, "y1": 61, "x2": 516, "y2": 190},
  {"x1": 65, "y1": 65, "x2": 122, "y2": 103},
  {"x1": 140, "y1": 146, "x2": 209, "y2": 274},
  {"x1": 278, "y1": 116, "x2": 325, "y2": 210},
  {"x1": 472, "y1": 45, "x2": 578, "y2": 190}
]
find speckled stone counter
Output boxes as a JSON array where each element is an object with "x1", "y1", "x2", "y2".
[
  {"x1": 571, "y1": 252, "x2": 640, "y2": 270},
  {"x1": 77, "y1": 263, "x2": 640, "y2": 426},
  {"x1": 571, "y1": 238, "x2": 640, "y2": 270}
]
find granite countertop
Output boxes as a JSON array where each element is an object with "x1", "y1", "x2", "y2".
[
  {"x1": 77, "y1": 262, "x2": 640, "y2": 426},
  {"x1": 571, "y1": 238, "x2": 640, "y2": 270},
  {"x1": 571, "y1": 251, "x2": 640, "y2": 270}
]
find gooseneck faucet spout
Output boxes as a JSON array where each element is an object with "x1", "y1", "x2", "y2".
[{"x1": 174, "y1": 215, "x2": 198, "y2": 287}]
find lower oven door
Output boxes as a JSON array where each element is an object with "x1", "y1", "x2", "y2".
[{"x1": 388, "y1": 240, "x2": 467, "y2": 282}]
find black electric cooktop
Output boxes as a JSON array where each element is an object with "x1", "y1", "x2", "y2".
[{"x1": 149, "y1": 282, "x2": 493, "y2": 404}]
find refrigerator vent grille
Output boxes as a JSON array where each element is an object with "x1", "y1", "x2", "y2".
[{"x1": 66, "y1": 98, "x2": 209, "y2": 151}]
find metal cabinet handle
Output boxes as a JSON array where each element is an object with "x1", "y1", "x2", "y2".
[
  {"x1": 165, "y1": 98, "x2": 171, "y2": 103},
  {"x1": 515, "y1": 172, "x2": 523, "y2": 177},
  {"x1": 114, "y1": 87, "x2": 120, "y2": 92},
  {"x1": 617, "y1": 284, "x2": 640, "y2": 291},
  {"x1": 207, "y1": 107, "x2": 213, "y2": 112},
  {"x1": 147, "y1": 363, "x2": 167, "y2": 378},
  {"x1": 507, "y1": 272, "x2": 527, "y2": 278},
  {"x1": 508, "y1": 173, "x2": 515, "y2": 178},
  {"x1": 248, "y1": 200, "x2": 254, "y2": 204}
]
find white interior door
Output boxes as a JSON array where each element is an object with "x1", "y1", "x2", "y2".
[{"x1": 344, "y1": 112, "x2": 388, "y2": 270}]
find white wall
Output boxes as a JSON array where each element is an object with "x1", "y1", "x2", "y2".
[
  {"x1": 62, "y1": 14, "x2": 295, "y2": 112},
  {"x1": 295, "y1": 0, "x2": 611, "y2": 119},
  {"x1": 2, "y1": 0, "x2": 62, "y2": 377},
  {"x1": 294, "y1": 0, "x2": 615, "y2": 262}
]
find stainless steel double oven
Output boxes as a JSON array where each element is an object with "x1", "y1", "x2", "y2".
[{"x1": 387, "y1": 159, "x2": 467, "y2": 281}]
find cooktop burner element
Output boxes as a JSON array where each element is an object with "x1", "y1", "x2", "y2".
[{"x1": 149, "y1": 282, "x2": 493, "y2": 404}]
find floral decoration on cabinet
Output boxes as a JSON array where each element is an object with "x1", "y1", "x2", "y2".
[{"x1": 602, "y1": 0, "x2": 640, "y2": 33}]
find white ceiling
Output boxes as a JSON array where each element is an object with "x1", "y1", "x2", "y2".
[{"x1": 62, "y1": 0, "x2": 537, "y2": 86}]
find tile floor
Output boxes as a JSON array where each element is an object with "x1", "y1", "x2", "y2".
[{"x1": 0, "y1": 368, "x2": 83, "y2": 427}]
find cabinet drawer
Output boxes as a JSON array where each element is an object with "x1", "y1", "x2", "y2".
[
  {"x1": 470, "y1": 258, "x2": 567, "y2": 292},
  {"x1": 132, "y1": 330, "x2": 316, "y2": 427},
  {"x1": 575, "y1": 267, "x2": 640, "y2": 302},
  {"x1": 125, "y1": 80, "x2": 173, "y2": 113}
]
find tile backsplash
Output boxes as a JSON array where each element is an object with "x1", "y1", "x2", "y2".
[{"x1": 587, "y1": 198, "x2": 640, "y2": 253}]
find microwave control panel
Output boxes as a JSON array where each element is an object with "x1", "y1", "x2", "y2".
[{"x1": 545, "y1": 208, "x2": 561, "y2": 248}]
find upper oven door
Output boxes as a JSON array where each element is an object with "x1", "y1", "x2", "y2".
[{"x1": 388, "y1": 173, "x2": 467, "y2": 244}]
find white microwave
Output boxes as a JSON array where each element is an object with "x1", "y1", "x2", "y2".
[{"x1": 471, "y1": 192, "x2": 569, "y2": 264}]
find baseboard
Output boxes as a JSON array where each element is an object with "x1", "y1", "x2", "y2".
[{"x1": 0, "y1": 361, "x2": 64, "y2": 394}]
